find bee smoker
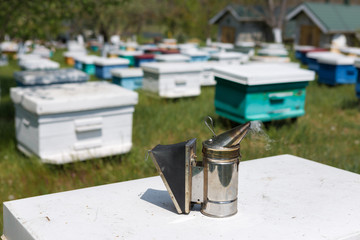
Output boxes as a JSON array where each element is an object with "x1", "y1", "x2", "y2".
[{"x1": 149, "y1": 117, "x2": 250, "y2": 217}]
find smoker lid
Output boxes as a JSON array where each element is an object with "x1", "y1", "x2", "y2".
[
  {"x1": 10, "y1": 81, "x2": 138, "y2": 115},
  {"x1": 213, "y1": 64, "x2": 315, "y2": 85},
  {"x1": 111, "y1": 68, "x2": 144, "y2": 78},
  {"x1": 14, "y1": 69, "x2": 89, "y2": 86},
  {"x1": 94, "y1": 57, "x2": 130, "y2": 66},
  {"x1": 317, "y1": 55, "x2": 356, "y2": 65},
  {"x1": 154, "y1": 54, "x2": 190, "y2": 62},
  {"x1": 141, "y1": 62, "x2": 202, "y2": 74}
]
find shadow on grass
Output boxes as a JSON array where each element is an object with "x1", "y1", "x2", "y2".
[{"x1": 339, "y1": 98, "x2": 360, "y2": 110}]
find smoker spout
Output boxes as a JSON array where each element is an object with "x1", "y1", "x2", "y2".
[{"x1": 205, "y1": 122, "x2": 251, "y2": 149}]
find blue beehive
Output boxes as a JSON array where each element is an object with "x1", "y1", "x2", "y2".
[
  {"x1": 294, "y1": 45, "x2": 314, "y2": 60},
  {"x1": 306, "y1": 52, "x2": 338, "y2": 72},
  {"x1": 94, "y1": 58, "x2": 129, "y2": 79},
  {"x1": 183, "y1": 50, "x2": 210, "y2": 62},
  {"x1": 318, "y1": 55, "x2": 357, "y2": 85},
  {"x1": 355, "y1": 59, "x2": 360, "y2": 98},
  {"x1": 73, "y1": 55, "x2": 83, "y2": 70},
  {"x1": 134, "y1": 54, "x2": 155, "y2": 67},
  {"x1": 111, "y1": 68, "x2": 144, "y2": 90},
  {"x1": 212, "y1": 64, "x2": 315, "y2": 123}
]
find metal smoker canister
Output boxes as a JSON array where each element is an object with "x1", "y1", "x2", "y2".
[{"x1": 201, "y1": 142, "x2": 240, "y2": 217}]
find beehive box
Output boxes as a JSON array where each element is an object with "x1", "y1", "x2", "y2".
[
  {"x1": 119, "y1": 51, "x2": 144, "y2": 67},
  {"x1": 183, "y1": 50, "x2": 209, "y2": 62},
  {"x1": 294, "y1": 45, "x2": 314, "y2": 60},
  {"x1": 19, "y1": 58, "x2": 60, "y2": 71},
  {"x1": 317, "y1": 55, "x2": 357, "y2": 85},
  {"x1": 63, "y1": 51, "x2": 86, "y2": 66},
  {"x1": 306, "y1": 52, "x2": 338, "y2": 72},
  {"x1": 94, "y1": 58, "x2": 129, "y2": 79},
  {"x1": 154, "y1": 54, "x2": 190, "y2": 63},
  {"x1": 10, "y1": 82, "x2": 138, "y2": 164},
  {"x1": 354, "y1": 58, "x2": 360, "y2": 98},
  {"x1": 210, "y1": 52, "x2": 247, "y2": 64},
  {"x1": 73, "y1": 55, "x2": 83, "y2": 70},
  {"x1": 257, "y1": 48, "x2": 288, "y2": 57},
  {"x1": 14, "y1": 69, "x2": 89, "y2": 86},
  {"x1": 212, "y1": 64, "x2": 315, "y2": 123},
  {"x1": 141, "y1": 62, "x2": 202, "y2": 98},
  {"x1": 111, "y1": 68, "x2": 144, "y2": 90},
  {"x1": 234, "y1": 41, "x2": 255, "y2": 54},
  {"x1": 77, "y1": 55, "x2": 100, "y2": 75},
  {"x1": 298, "y1": 48, "x2": 327, "y2": 65},
  {"x1": 134, "y1": 54, "x2": 155, "y2": 67},
  {"x1": 4, "y1": 155, "x2": 360, "y2": 240},
  {"x1": 192, "y1": 61, "x2": 227, "y2": 86}
]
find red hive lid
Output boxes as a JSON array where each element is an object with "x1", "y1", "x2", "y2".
[{"x1": 135, "y1": 54, "x2": 155, "y2": 59}]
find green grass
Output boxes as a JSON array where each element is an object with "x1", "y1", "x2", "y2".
[{"x1": 1, "y1": 49, "x2": 360, "y2": 231}]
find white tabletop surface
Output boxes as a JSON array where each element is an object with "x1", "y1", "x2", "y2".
[{"x1": 3, "y1": 154, "x2": 360, "y2": 240}]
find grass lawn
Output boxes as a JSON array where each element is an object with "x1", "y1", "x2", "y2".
[{"x1": 1, "y1": 49, "x2": 360, "y2": 230}]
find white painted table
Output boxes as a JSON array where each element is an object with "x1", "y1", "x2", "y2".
[{"x1": 3, "y1": 155, "x2": 360, "y2": 240}]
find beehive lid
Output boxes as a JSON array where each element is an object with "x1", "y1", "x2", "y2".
[
  {"x1": 14, "y1": 69, "x2": 89, "y2": 86},
  {"x1": 183, "y1": 50, "x2": 209, "y2": 57},
  {"x1": 258, "y1": 48, "x2": 288, "y2": 56},
  {"x1": 111, "y1": 68, "x2": 143, "y2": 78},
  {"x1": 119, "y1": 51, "x2": 144, "y2": 56},
  {"x1": 317, "y1": 55, "x2": 355, "y2": 65},
  {"x1": 4, "y1": 155, "x2": 360, "y2": 240},
  {"x1": 235, "y1": 41, "x2": 255, "y2": 47},
  {"x1": 354, "y1": 58, "x2": 360, "y2": 68},
  {"x1": 210, "y1": 52, "x2": 244, "y2": 60},
  {"x1": 17, "y1": 54, "x2": 42, "y2": 61},
  {"x1": 10, "y1": 81, "x2": 138, "y2": 115},
  {"x1": 19, "y1": 59, "x2": 60, "y2": 70},
  {"x1": 63, "y1": 51, "x2": 87, "y2": 58},
  {"x1": 141, "y1": 62, "x2": 202, "y2": 74},
  {"x1": 213, "y1": 64, "x2": 315, "y2": 85},
  {"x1": 154, "y1": 54, "x2": 190, "y2": 62},
  {"x1": 135, "y1": 54, "x2": 155, "y2": 59},
  {"x1": 294, "y1": 45, "x2": 315, "y2": 51},
  {"x1": 75, "y1": 55, "x2": 100, "y2": 64},
  {"x1": 306, "y1": 51, "x2": 340, "y2": 60},
  {"x1": 94, "y1": 57, "x2": 130, "y2": 66}
]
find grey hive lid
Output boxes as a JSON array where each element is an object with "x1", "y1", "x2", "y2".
[
  {"x1": 213, "y1": 64, "x2": 315, "y2": 85},
  {"x1": 10, "y1": 81, "x2": 138, "y2": 115},
  {"x1": 14, "y1": 69, "x2": 89, "y2": 86},
  {"x1": 141, "y1": 62, "x2": 202, "y2": 74}
]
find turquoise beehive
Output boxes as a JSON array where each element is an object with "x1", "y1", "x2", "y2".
[{"x1": 212, "y1": 64, "x2": 315, "y2": 123}]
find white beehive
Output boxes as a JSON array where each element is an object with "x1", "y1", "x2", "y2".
[
  {"x1": 14, "y1": 68, "x2": 89, "y2": 86},
  {"x1": 3, "y1": 155, "x2": 360, "y2": 240},
  {"x1": 192, "y1": 61, "x2": 228, "y2": 86},
  {"x1": 154, "y1": 54, "x2": 190, "y2": 62},
  {"x1": 210, "y1": 52, "x2": 247, "y2": 64},
  {"x1": 10, "y1": 82, "x2": 138, "y2": 164},
  {"x1": 19, "y1": 58, "x2": 60, "y2": 70},
  {"x1": 141, "y1": 62, "x2": 202, "y2": 98}
]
